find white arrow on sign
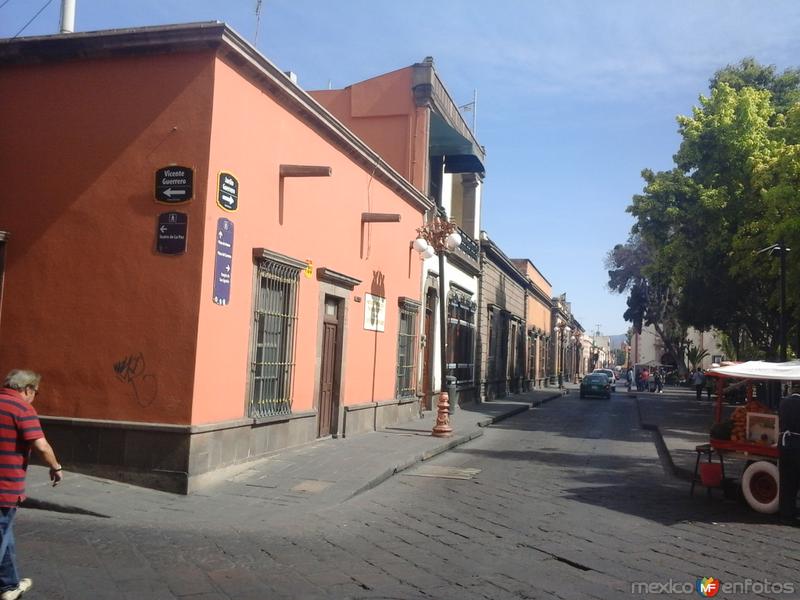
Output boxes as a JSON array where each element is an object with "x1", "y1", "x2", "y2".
[
  {"x1": 163, "y1": 188, "x2": 186, "y2": 198},
  {"x1": 160, "y1": 225, "x2": 167, "y2": 233}
]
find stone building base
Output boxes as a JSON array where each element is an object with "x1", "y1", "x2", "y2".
[{"x1": 40, "y1": 397, "x2": 423, "y2": 494}]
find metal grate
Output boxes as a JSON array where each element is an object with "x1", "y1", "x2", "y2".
[
  {"x1": 447, "y1": 296, "x2": 475, "y2": 384},
  {"x1": 249, "y1": 258, "x2": 301, "y2": 418},
  {"x1": 396, "y1": 307, "x2": 418, "y2": 397}
]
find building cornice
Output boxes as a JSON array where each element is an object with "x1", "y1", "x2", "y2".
[
  {"x1": 411, "y1": 58, "x2": 485, "y2": 160},
  {"x1": 479, "y1": 235, "x2": 529, "y2": 288},
  {"x1": 0, "y1": 22, "x2": 434, "y2": 215}
]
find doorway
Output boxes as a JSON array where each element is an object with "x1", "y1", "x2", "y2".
[{"x1": 317, "y1": 296, "x2": 343, "y2": 437}]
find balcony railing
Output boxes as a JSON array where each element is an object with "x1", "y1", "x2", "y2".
[{"x1": 458, "y1": 227, "x2": 479, "y2": 261}]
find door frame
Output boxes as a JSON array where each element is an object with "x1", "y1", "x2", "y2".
[
  {"x1": 312, "y1": 268, "x2": 360, "y2": 437},
  {"x1": 317, "y1": 295, "x2": 343, "y2": 437}
]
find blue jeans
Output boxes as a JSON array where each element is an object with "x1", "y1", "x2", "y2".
[{"x1": 0, "y1": 507, "x2": 19, "y2": 591}]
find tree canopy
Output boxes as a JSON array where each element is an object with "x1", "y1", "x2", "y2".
[{"x1": 609, "y1": 58, "x2": 800, "y2": 361}]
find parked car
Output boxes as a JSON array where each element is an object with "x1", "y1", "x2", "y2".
[
  {"x1": 592, "y1": 368, "x2": 617, "y2": 391},
  {"x1": 580, "y1": 373, "x2": 611, "y2": 399}
]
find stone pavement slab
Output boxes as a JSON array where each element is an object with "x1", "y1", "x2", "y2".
[{"x1": 23, "y1": 389, "x2": 562, "y2": 528}]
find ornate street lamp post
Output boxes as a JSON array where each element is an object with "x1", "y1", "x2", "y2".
[
  {"x1": 413, "y1": 214, "x2": 462, "y2": 438},
  {"x1": 572, "y1": 330, "x2": 582, "y2": 382}
]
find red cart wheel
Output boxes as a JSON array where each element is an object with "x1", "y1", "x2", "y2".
[{"x1": 741, "y1": 461, "x2": 779, "y2": 514}]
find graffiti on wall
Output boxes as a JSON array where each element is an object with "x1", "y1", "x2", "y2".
[{"x1": 113, "y1": 352, "x2": 158, "y2": 407}]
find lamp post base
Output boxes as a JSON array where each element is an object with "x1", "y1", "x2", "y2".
[{"x1": 431, "y1": 391, "x2": 453, "y2": 437}]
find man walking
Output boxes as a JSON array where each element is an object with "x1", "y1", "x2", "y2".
[
  {"x1": 0, "y1": 370, "x2": 63, "y2": 599},
  {"x1": 692, "y1": 368, "x2": 706, "y2": 401}
]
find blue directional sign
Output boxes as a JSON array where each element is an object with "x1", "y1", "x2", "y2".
[{"x1": 212, "y1": 218, "x2": 234, "y2": 306}]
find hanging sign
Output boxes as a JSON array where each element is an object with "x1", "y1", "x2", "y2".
[
  {"x1": 212, "y1": 218, "x2": 234, "y2": 306},
  {"x1": 216, "y1": 171, "x2": 239, "y2": 212},
  {"x1": 155, "y1": 165, "x2": 193, "y2": 203},
  {"x1": 155, "y1": 212, "x2": 188, "y2": 255}
]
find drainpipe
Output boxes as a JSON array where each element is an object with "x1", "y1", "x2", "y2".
[{"x1": 60, "y1": 0, "x2": 76, "y2": 34}]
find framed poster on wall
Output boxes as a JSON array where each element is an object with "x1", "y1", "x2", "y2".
[{"x1": 364, "y1": 293, "x2": 386, "y2": 332}]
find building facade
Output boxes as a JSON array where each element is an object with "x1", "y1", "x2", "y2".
[
  {"x1": 510, "y1": 258, "x2": 553, "y2": 388},
  {"x1": 475, "y1": 234, "x2": 529, "y2": 400},
  {"x1": 311, "y1": 58, "x2": 485, "y2": 408},
  {"x1": 631, "y1": 325, "x2": 726, "y2": 370},
  {"x1": 0, "y1": 23, "x2": 434, "y2": 492},
  {"x1": 551, "y1": 294, "x2": 585, "y2": 383}
]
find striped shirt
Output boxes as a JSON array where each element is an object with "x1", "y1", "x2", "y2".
[{"x1": 0, "y1": 388, "x2": 44, "y2": 507}]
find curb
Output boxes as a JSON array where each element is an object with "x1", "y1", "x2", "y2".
[
  {"x1": 635, "y1": 397, "x2": 694, "y2": 480},
  {"x1": 350, "y1": 391, "x2": 563, "y2": 500},
  {"x1": 347, "y1": 430, "x2": 483, "y2": 500},
  {"x1": 477, "y1": 391, "x2": 563, "y2": 427}
]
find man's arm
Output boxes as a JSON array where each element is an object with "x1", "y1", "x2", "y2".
[{"x1": 31, "y1": 437, "x2": 63, "y2": 485}]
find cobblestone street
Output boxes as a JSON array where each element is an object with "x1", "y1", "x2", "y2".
[{"x1": 15, "y1": 392, "x2": 800, "y2": 599}]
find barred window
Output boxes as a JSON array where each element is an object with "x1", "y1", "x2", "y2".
[
  {"x1": 446, "y1": 294, "x2": 476, "y2": 385},
  {"x1": 396, "y1": 298, "x2": 420, "y2": 397},
  {"x1": 249, "y1": 251, "x2": 302, "y2": 418}
]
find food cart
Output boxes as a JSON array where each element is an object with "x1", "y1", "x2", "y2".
[{"x1": 703, "y1": 360, "x2": 800, "y2": 513}]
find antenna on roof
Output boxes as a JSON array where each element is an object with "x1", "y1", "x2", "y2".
[
  {"x1": 254, "y1": 0, "x2": 263, "y2": 46},
  {"x1": 458, "y1": 89, "x2": 478, "y2": 136}
]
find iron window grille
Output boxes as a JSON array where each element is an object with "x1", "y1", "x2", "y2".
[
  {"x1": 396, "y1": 298, "x2": 420, "y2": 398},
  {"x1": 446, "y1": 293, "x2": 476, "y2": 385},
  {"x1": 249, "y1": 253, "x2": 302, "y2": 418}
]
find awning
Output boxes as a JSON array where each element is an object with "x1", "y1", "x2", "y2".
[
  {"x1": 429, "y1": 113, "x2": 485, "y2": 175},
  {"x1": 706, "y1": 360, "x2": 800, "y2": 381}
]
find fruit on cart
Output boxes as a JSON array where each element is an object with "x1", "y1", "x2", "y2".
[{"x1": 728, "y1": 400, "x2": 772, "y2": 442}]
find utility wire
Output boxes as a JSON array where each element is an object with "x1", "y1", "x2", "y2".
[
  {"x1": 13, "y1": 0, "x2": 54, "y2": 38},
  {"x1": 0, "y1": 0, "x2": 15, "y2": 12}
]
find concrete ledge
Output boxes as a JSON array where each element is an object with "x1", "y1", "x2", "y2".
[
  {"x1": 342, "y1": 397, "x2": 420, "y2": 437},
  {"x1": 42, "y1": 411, "x2": 320, "y2": 494}
]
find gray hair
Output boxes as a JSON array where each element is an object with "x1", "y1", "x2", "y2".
[{"x1": 3, "y1": 369, "x2": 41, "y2": 391}]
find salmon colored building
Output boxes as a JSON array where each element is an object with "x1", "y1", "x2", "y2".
[
  {"x1": 311, "y1": 59, "x2": 486, "y2": 408},
  {"x1": 0, "y1": 23, "x2": 433, "y2": 493},
  {"x1": 511, "y1": 258, "x2": 554, "y2": 388}
]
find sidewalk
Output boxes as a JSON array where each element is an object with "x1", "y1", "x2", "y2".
[
  {"x1": 23, "y1": 388, "x2": 563, "y2": 529},
  {"x1": 634, "y1": 386, "x2": 739, "y2": 480}
]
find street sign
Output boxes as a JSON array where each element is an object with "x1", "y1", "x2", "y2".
[
  {"x1": 155, "y1": 165, "x2": 193, "y2": 203},
  {"x1": 212, "y1": 218, "x2": 234, "y2": 306},
  {"x1": 217, "y1": 171, "x2": 239, "y2": 211},
  {"x1": 155, "y1": 212, "x2": 188, "y2": 255}
]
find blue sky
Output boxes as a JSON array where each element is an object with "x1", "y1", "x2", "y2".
[{"x1": 3, "y1": 1, "x2": 800, "y2": 335}]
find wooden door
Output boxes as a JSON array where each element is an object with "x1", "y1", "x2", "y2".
[
  {"x1": 421, "y1": 289, "x2": 437, "y2": 410},
  {"x1": 318, "y1": 297, "x2": 341, "y2": 437}
]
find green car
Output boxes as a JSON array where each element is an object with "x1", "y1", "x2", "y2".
[{"x1": 580, "y1": 373, "x2": 611, "y2": 399}]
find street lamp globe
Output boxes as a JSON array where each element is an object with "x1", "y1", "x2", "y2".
[
  {"x1": 444, "y1": 231, "x2": 462, "y2": 251},
  {"x1": 422, "y1": 246, "x2": 436, "y2": 259},
  {"x1": 412, "y1": 237, "x2": 429, "y2": 253}
]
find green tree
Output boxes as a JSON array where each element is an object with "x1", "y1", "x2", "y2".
[
  {"x1": 611, "y1": 59, "x2": 800, "y2": 360},
  {"x1": 606, "y1": 235, "x2": 689, "y2": 373},
  {"x1": 711, "y1": 57, "x2": 800, "y2": 115}
]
